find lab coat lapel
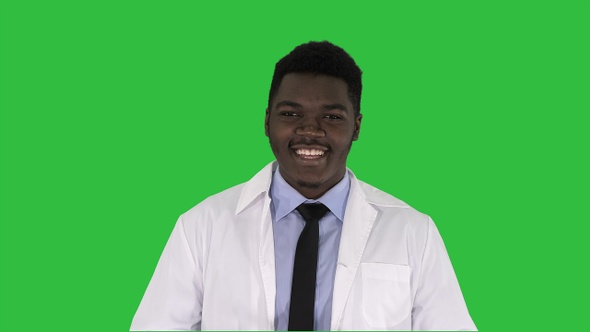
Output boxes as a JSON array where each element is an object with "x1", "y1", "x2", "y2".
[
  {"x1": 331, "y1": 174, "x2": 378, "y2": 330},
  {"x1": 259, "y1": 192, "x2": 276, "y2": 329},
  {"x1": 237, "y1": 162, "x2": 277, "y2": 329}
]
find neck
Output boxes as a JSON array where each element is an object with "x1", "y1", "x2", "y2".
[
  {"x1": 280, "y1": 170, "x2": 346, "y2": 200},
  {"x1": 296, "y1": 187, "x2": 329, "y2": 200}
]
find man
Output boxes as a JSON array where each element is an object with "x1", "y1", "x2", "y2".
[{"x1": 131, "y1": 41, "x2": 476, "y2": 331}]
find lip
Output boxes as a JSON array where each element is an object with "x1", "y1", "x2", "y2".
[
  {"x1": 290, "y1": 144, "x2": 329, "y2": 151},
  {"x1": 290, "y1": 145, "x2": 329, "y2": 166}
]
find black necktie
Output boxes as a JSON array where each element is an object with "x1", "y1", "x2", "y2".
[{"x1": 288, "y1": 203, "x2": 329, "y2": 331}]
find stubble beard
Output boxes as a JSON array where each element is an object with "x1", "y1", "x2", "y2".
[
  {"x1": 282, "y1": 136, "x2": 355, "y2": 190},
  {"x1": 268, "y1": 135, "x2": 354, "y2": 189}
]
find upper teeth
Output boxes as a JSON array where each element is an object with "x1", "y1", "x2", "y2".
[{"x1": 296, "y1": 149, "x2": 325, "y2": 156}]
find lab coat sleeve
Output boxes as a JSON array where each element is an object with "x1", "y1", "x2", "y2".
[
  {"x1": 412, "y1": 218, "x2": 477, "y2": 331},
  {"x1": 131, "y1": 217, "x2": 202, "y2": 331}
]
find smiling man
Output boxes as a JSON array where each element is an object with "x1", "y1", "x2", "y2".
[
  {"x1": 266, "y1": 72, "x2": 360, "y2": 199},
  {"x1": 131, "y1": 41, "x2": 476, "y2": 331}
]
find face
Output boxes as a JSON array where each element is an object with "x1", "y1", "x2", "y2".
[{"x1": 265, "y1": 73, "x2": 362, "y2": 199}]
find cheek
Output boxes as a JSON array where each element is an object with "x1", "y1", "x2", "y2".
[
  {"x1": 331, "y1": 133, "x2": 355, "y2": 159},
  {"x1": 269, "y1": 126, "x2": 291, "y2": 145},
  {"x1": 268, "y1": 133, "x2": 284, "y2": 156}
]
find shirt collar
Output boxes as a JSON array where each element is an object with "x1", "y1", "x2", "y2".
[{"x1": 270, "y1": 167, "x2": 350, "y2": 222}]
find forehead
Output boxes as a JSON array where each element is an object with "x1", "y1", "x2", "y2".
[{"x1": 273, "y1": 73, "x2": 351, "y2": 107}]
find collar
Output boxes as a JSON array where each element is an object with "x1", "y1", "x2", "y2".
[
  {"x1": 235, "y1": 161, "x2": 409, "y2": 215},
  {"x1": 270, "y1": 166, "x2": 350, "y2": 222}
]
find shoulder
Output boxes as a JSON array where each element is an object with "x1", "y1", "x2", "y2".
[
  {"x1": 178, "y1": 162, "x2": 275, "y2": 227},
  {"x1": 355, "y1": 178, "x2": 431, "y2": 230},
  {"x1": 180, "y1": 182, "x2": 246, "y2": 222},
  {"x1": 356, "y1": 179, "x2": 411, "y2": 209}
]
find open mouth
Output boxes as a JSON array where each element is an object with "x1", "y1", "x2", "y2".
[
  {"x1": 295, "y1": 148, "x2": 325, "y2": 159},
  {"x1": 290, "y1": 145, "x2": 329, "y2": 164}
]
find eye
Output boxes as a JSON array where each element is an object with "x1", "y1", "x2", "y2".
[
  {"x1": 280, "y1": 111, "x2": 299, "y2": 117},
  {"x1": 324, "y1": 114, "x2": 343, "y2": 120}
]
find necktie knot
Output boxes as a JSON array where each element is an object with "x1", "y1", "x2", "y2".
[{"x1": 296, "y1": 203, "x2": 329, "y2": 223}]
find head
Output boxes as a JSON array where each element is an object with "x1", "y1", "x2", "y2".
[
  {"x1": 268, "y1": 41, "x2": 363, "y2": 117},
  {"x1": 265, "y1": 41, "x2": 363, "y2": 199}
]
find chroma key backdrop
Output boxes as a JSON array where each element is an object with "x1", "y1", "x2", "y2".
[{"x1": 0, "y1": 0, "x2": 588, "y2": 331}]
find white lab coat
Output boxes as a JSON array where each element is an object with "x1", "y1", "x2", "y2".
[{"x1": 131, "y1": 162, "x2": 476, "y2": 331}]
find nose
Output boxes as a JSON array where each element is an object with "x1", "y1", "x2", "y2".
[{"x1": 295, "y1": 116, "x2": 326, "y2": 138}]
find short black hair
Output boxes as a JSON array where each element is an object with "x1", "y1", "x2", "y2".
[{"x1": 268, "y1": 41, "x2": 363, "y2": 116}]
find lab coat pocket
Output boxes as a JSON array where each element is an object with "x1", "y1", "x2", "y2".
[{"x1": 361, "y1": 263, "x2": 411, "y2": 329}]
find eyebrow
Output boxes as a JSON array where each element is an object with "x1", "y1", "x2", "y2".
[
  {"x1": 323, "y1": 103, "x2": 349, "y2": 112},
  {"x1": 275, "y1": 100, "x2": 350, "y2": 113},
  {"x1": 275, "y1": 100, "x2": 302, "y2": 109}
]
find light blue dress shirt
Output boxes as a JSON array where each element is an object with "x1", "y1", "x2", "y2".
[{"x1": 270, "y1": 169, "x2": 350, "y2": 331}]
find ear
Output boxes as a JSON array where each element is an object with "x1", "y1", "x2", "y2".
[
  {"x1": 352, "y1": 113, "x2": 362, "y2": 141},
  {"x1": 264, "y1": 108, "x2": 270, "y2": 137}
]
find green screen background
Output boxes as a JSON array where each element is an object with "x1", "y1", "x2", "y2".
[{"x1": 1, "y1": 0, "x2": 588, "y2": 330}]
